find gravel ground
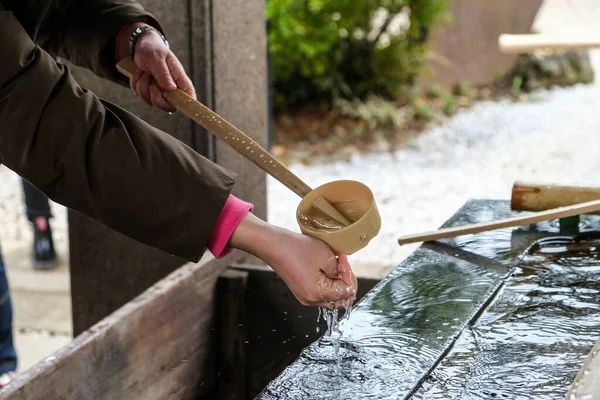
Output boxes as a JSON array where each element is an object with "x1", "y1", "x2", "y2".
[
  {"x1": 268, "y1": 50, "x2": 600, "y2": 268},
  {"x1": 2, "y1": 0, "x2": 600, "y2": 269}
]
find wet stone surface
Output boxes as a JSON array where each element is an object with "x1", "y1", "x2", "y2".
[{"x1": 257, "y1": 200, "x2": 600, "y2": 400}]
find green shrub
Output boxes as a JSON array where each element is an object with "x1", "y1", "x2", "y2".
[
  {"x1": 267, "y1": 0, "x2": 451, "y2": 108},
  {"x1": 454, "y1": 80, "x2": 471, "y2": 97},
  {"x1": 442, "y1": 95, "x2": 456, "y2": 116},
  {"x1": 426, "y1": 85, "x2": 442, "y2": 99},
  {"x1": 335, "y1": 95, "x2": 403, "y2": 128},
  {"x1": 412, "y1": 98, "x2": 432, "y2": 120}
]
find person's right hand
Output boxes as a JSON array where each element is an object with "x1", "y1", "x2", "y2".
[{"x1": 229, "y1": 213, "x2": 358, "y2": 308}]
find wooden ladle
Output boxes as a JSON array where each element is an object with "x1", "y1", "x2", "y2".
[{"x1": 116, "y1": 59, "x2": 351, "y2": 227}]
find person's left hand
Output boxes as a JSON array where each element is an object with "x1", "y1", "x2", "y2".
[{"x1": 124, "y1": 25, "x2": 196, "y2": 112}]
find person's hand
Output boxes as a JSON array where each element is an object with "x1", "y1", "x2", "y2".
[
  {"x1": 116, "y1": 23, "x2": 196, "y2": 112},
  {"x1": 230, "y1": 213, "x2": 358, "y2": 308},
  {"x1": 265, "y1": 231, "x2": 358, "y2": 308}
]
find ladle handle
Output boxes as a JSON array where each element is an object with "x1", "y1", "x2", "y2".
[
  {"x1": 116, "y1": 59, "x2": 312, "y2": 198},
  {"x1": 398, "y1": 198, "x2": 600, "y2": 245},
  {"x1": 499, "y1": 33, "x2": 600, "y2": 53}
]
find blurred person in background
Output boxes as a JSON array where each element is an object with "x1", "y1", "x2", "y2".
[{"x1": 21, "y1": 179, "x2": 57, "y2": 270}]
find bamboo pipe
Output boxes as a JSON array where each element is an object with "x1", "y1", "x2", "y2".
[
  {"x1": 397, "y1": 199, "x2": 600, "y2": 245},
  {"x1": 512, "y1": 181, "x2": 600, "y2": 212},
  {"x1": 499, "y1": 33, "x2": 600, "y2": 54},
  {"x1": 116, "y1": 59, "x2": 351, "y2": 227}
]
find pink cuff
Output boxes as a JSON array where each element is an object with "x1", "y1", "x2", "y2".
[{"x1": 208, "y1": 194, "x2": 254, "y2": 259}]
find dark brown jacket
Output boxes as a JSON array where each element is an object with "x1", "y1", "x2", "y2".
[{"x1": 0, "y1": 1, "x2": 236, "y2": 262}]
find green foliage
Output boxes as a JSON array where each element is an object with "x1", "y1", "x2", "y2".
[
  {"x1": 442, "y1": 94, "x2": 456, "y2": 116},
  {"x1": 335, "y1": 95, "x2": 403, "y2": 128},
  {"x1": 267, "y1": 0, "x2": 451, "y2": 108},
  {"x1": 453, "y1": 80, "x2": 471, "y2": 97},
  {"x1": 412, "y1": 98, "x2": 432, "y2": 120},
  {"x1": 512, "y1": 75, "x2": 523, "y2": 91},
  {"x1": 426, "y1": 85, "x2": 442, "y2": 99}
]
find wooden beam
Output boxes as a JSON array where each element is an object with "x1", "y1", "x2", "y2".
[
  {"x1": 499, "y1": 33, "x2": 600, "y2": 53},
  {"x1": 0, "y1": 257, "x2": 228, "y2": 400},
  {"x1": 564, "y1": 335, "x2": 600, "y2": 400},
  {"x1": 215, "y1": 269, "x2": 250, "y2": 400}
]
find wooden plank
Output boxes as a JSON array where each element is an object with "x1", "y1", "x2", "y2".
[
  {"x1": 565, "y1": 335, "x2": 600, "y2": 400},
  {"x1": 216, "y1": 269, "x2": 250, "y2": 400},
  {"x1": 0, "y1": 257, "x2": 229, "y2": 400}
]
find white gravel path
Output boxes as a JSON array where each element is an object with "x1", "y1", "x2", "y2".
[{"x1": 2, "y1": 0, "x2": 599, "y2": 269}]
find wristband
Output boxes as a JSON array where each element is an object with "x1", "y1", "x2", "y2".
[{"x1": 128, "y1": 26, "x2": 169, "y2": 60}]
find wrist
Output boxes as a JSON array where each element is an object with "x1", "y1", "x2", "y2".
[
  {"x1": 115, "y1": 22, "x2": 147, "y2": 61},
  {"x1": 229, "y1": 213, "x2": 278, "y2": 260}
]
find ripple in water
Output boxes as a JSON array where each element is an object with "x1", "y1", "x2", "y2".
[{"x1": 414, "y1": 235, "x2": 600, "y2": 399}]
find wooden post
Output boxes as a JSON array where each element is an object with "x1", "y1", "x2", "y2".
[
  {"x1": 67, "y1": 0, "x2": 268, "y2": 334},
  {"x1": 215, "y1": 269, "x2": 249, "y2": 400}
]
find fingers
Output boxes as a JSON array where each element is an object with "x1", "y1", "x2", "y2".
[
  {"x1": 316, "y1": 277, "x2": 357, "y2": 308},
  {"x1": 130, "y1": 69, "x2": 176, "y2": 112},
  {"x1": 337, "y1": 254, "x2": 354, "y2": 287},
  {"x1": 319, "y1": 254, "x2": 340, "y2": 280},
  {"x1": 150, "y1": 85, "x2": 176, "y2": 112},
  {"x1": 130, "y1": 70, "x2": 143, "y2": 94},
  {"x1": 135, "y1": 72, "x2": 153, "y2": 106},
  {"x1": 166, "y1": 53, "x2": 196, "y2": 99},
  {"x1": 146, "y1": 52, "x2": 177, "y2": 91}
]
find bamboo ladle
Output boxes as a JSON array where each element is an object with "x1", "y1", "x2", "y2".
[
  {"x1": 397, "y1": 199, "x2": 600, "y2": 245},
  {"x1": 116, "y1": 59, "x2": 351, "y2": 227}
]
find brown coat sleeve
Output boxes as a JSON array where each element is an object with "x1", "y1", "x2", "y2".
[
  {"x1": 37, "y1": 0, "x2": 166, "y2": 85},
  {"x1": 0, "y1": 11, "x2": 236, "y2": 262}
]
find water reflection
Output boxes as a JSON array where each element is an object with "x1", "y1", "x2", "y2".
[
  {"x1": 257, "y1": 202, "x2": 600, "y2": 400},
  {"x1": 258, "y1": 247, "x2": 510, "y2": 400},
  {"x1": 414, "y1": 234, "x2": 600, "y2": 399}
]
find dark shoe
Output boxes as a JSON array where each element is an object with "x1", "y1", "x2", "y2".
[{"x1": 32, "y1": 217, "x2": 57, "y2": 270}]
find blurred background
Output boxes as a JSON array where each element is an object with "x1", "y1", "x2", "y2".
[{"x1": 1, "y1": 0, "x2": 599, "y2": 374}]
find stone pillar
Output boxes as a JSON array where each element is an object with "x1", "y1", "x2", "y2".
[{"x1": 68, "y1": 0, "x2": 267, "y2": 335}]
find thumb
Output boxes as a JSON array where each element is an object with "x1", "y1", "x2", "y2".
[
  {"x1": 337, "y1": 254, "x2": 354, "y2": 287},
  {"x1": 147, "y1": 56, "x2": 177, "y2": 91}
]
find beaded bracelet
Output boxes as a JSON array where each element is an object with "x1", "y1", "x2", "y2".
[{"x1": 128, "y1": 26, "x2": 169, "y2": 60}]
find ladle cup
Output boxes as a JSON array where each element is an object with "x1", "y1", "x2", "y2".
[{"x1": 297, "y1": 180, "x2": 381, "y2": 255}]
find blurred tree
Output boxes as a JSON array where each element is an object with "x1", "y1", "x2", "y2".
[{"x1": 266, "y1": 0, "x2": 451, "y2": 108}]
